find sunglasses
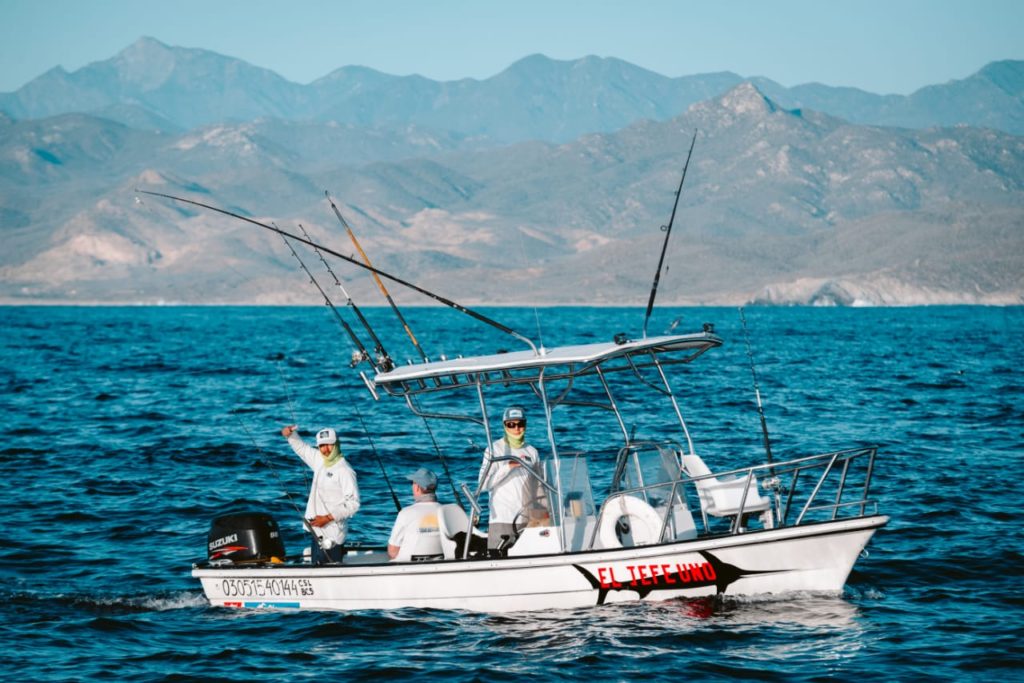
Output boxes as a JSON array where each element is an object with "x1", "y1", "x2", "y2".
[{"x1": 504, "y1": 420, "x2": 526, "y2": 429}]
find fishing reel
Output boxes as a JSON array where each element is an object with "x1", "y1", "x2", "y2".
[{"x1": 375, "y1": 355, "x2": 395, "y2": 373}]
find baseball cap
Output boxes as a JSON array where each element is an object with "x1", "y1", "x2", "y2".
[
  {"x1": 406, "y1": 467, "x2": 438, "y2": 491},
  {"x1": 316, "y1": 428, "x2": 337, "y2": 445},
  {"x1": 502, "y1": 406, "x2": 525, "y2": 422}
]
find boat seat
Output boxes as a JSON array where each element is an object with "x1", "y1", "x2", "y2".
[
  {"x1": 682, "y1": 454, "x2": 773, "y2": 530},
  {"x1": 437, "y1": 504, "x2": 487, "y2": 559}
]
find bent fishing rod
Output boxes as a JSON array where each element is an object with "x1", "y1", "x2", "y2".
[
  {"x1": 323, "y1": 194, "x2": 464, "y2": 506},
  {"x1": 302, "y1": 214, "x2": 464, "y2": 506},
  {"x1": 136, "y1": 189, "x2": 538, "y2": 356},
  {"x1": 279, "y1": 233, "x2": 405, "y2": 513},
  {"x1": 739, "y1": 307, "x2": 775, "y2": 476},
  {"x1": 642, "y1": 130, "x2": 698, "y2": 339},
  {"x1": 297, "y1": 223, "x2": 390, "y2": 369},
  {"x1": 272, "y1": 335, "x2": 401, "y2": 516},
  {"x1": 325, "y1": 191, "x2": 428, "y2": 363},
  {"x1": 278, "y1": 230, "x2": 381, "y2": 371}
]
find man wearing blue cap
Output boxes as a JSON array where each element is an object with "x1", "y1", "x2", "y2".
[
  {"x1": 477, "y1": 406, "x2": 541, "y2": 552},
  {"x1": 281, "y1": 424, "x2": 360, "y2": 564},
  {"x1": 387, "y1": 467, "x2": 444, "y2": 561}
]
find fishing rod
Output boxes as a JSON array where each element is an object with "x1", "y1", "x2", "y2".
[
  {"x1": 284, "y1": 226, "x2": 463, "y2": 523},
  {"x1": 277, "y1": 230, "x2": 379, "y2": 371},
  {"x1": 642, "y1": 130, "x2": 698, "y2": 339},
  {"x1": 297, "y1": 222, "x2": 391, "y2": 369},
  {"x1": 325, "y1": 191, "x2": 429, "y2": 363},
  {"x1": 422, "y1": 406, "x2": 464, "y2": 508},
  {"x1": 351, "y1": 406, "x2": 402, "y2": 513},
  {"x1": 323, "y1": 193, "x2": 463, "y2": 506},
  {"x1": 274, "y1": 359, "x2": 299, "y2": 426},
  {"x1": 274, "y1": 358, "x2": 311, "y2": 492},
  {"x1": 738, "y1": 307, "x2": 775, "y2": 475},
  {"x1": 135, "y1": 189, "x2": 538, "y2": 356}
]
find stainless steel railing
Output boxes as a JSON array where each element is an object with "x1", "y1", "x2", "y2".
[{"x1": 594, "y1": 444, "x2": 879, "y2": 546}]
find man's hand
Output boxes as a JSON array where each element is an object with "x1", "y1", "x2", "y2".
[
  {"x1": 309, "y1": 514, "x2": 334, "y2": 528},
  {"x1": 281, "y1": 425, "x2": 297, "y2": 438}
]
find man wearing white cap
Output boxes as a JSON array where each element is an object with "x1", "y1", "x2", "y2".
[
  {"x1": 387, "y1": 467, "x2": 444, "y2": 561},
  {"x1": 477, "y1": 406, "x2": 541, "y2": 552},
  {"x1": 281, "y1": 424, "x2": 360, "y2": 564}
]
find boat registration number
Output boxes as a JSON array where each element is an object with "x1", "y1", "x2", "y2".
[{"x1": 219, "y1": 578, "x2": 314, "y2": 598}]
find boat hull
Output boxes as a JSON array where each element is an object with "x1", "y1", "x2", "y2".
[{"x1": 193, "y1": 514, "x2": 887, "y2": 612}]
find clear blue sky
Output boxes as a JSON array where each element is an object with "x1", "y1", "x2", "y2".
[{"x1": 1, "y1": 0, "x2": 1021, "y2": 95}]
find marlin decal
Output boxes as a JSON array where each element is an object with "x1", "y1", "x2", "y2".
[{"x1": 573, "y1": 551, "x2": 784, "y2": 605}]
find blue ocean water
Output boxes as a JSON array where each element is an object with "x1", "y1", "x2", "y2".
[{"x1": 1, "y1": 305, "x2": 1021, "y2": 681}]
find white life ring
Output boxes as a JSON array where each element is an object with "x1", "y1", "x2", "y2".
[{"x1": 598, "y1": 495, "x2": 664, "y2": 549}]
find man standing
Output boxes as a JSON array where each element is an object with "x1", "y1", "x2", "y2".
[
  {"x1": 281, "y1": 424, "x2": 360, "y2": 564},
  {"x1": 478, "y1": 406, "x2": 541, "y2": 552},
  {"x1": 387, "y1": 467, "x2": 444, "y2": 561}
]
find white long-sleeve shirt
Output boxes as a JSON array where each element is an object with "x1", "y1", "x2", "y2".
[
  {"x1": 478, "y1": 439, "x2": 540, "y2": 525},
  {"x1": 287, "y1": 433, "x2": 360, "y2": 547}
]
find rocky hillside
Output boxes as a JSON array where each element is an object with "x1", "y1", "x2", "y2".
[
  {"x1": 0, "y1": 40, "x2": 1021, "y2": 306},
  {"x1": 1, "y1": 82, "x2": 1020, "y2": 306}
]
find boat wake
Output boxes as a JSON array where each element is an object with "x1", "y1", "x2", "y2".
[{"x1": 3, "y1": 589, "x2": 209, "y2": 614}]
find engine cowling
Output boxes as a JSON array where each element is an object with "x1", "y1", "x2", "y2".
[{"x1": 207, "y1": 511, "x2": 286, "y2": 564}]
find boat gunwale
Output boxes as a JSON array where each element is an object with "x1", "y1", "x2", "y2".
[{"x1": 192, "y1": 513, "x2": 889, "y2": 578}]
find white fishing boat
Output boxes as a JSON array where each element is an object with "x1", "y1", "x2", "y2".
[
  {"x1": 147, "y1": 136, "x2": 885, "y2": 613},
  {"x1": 192, "y1": 328, "x2": 886, "y2": 612}
]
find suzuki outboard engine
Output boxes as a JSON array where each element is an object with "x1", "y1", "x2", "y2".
[{"x1": 207, "y1": 511, "x2": 286, "y2": 564}]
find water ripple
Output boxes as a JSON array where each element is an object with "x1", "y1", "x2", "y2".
[{"x1": 0, "y1": 305, "x2": 1020, "y2": 681}]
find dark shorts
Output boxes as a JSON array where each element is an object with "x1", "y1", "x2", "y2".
[{"x1": 312, "y1": 542, "x2": 346, "y2": 565}]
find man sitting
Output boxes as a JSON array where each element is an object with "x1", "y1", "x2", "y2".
[{"x1": 387, "y1": 467, "x2": 444, "y2": 562}]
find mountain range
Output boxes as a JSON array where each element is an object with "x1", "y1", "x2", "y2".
[
  {"x1": 0, "y1": 37, "x2": 1021, "y2": 306},
  {"x1": 5, "y1": 37, "x2": 1024, "y2": 141}
]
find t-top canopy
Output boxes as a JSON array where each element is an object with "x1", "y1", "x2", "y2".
[{"x1": 373, "y1": 331, "x2": 721, "y2": 395}]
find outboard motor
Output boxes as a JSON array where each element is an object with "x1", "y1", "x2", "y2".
[{"x1": 207, "y1": 511, "x2": 286, "y2": 564}]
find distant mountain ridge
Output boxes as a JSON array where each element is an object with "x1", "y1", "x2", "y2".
[
  {"x1": 1, "y1": 79, "x2": 1020, "y2": 306},
  {"x1": 0, "y1": 38, "x2": 1021, "y2": 306},
  {"x1": 2, "y1": 37, "x2": 1022, "y2": 141}
]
